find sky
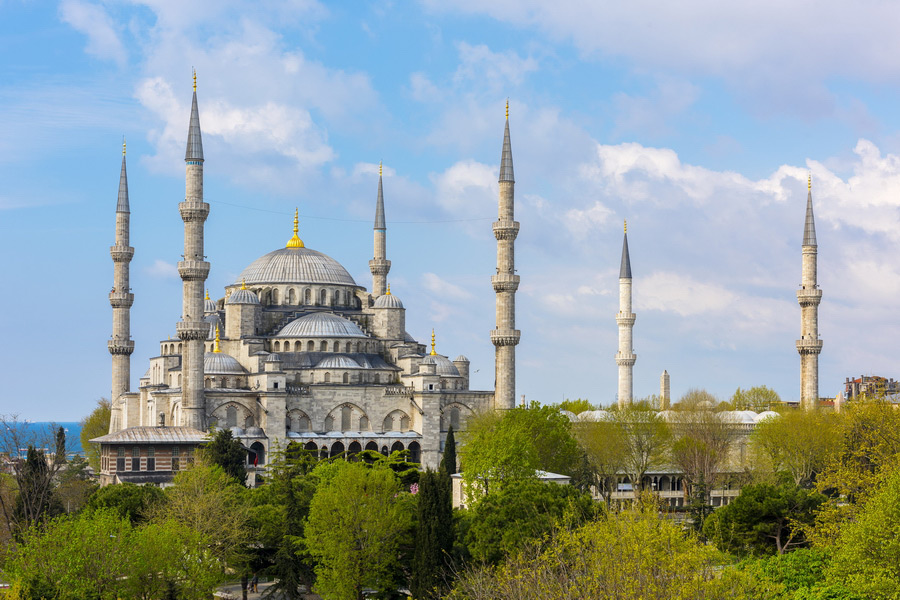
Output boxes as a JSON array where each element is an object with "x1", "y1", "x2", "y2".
[{"x1": 3, "y1": 0, "x2": 900, "y2": 420}]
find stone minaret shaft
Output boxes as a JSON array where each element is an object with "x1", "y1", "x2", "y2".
[
  {"x1": 369, "y1": 163, "x2": 390, "y2": 297},
  {"x1": 796, "y1": 180, "x2": 822, "y2": 410},
  {"x1": 491, "y1": 108, "x2": 520, "y2": 410},
  {"x1": 176, "y1": 78, "x2": 210, "y2": 430},
  {"x1": 616, "y1": 225, "x2": 636, "y2": 408},
  {"x1": 109, "y1": 143, "x2": 135, "y2": 417}
]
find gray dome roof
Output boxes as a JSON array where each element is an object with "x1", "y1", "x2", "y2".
[
  {"x1": 373, "y1": 293, "x2": 404, "y2": 309},
  {"x1": 205, "y1": 297, "x2": 217, "y2": 313},
  {"x1": 204, "y1": 314, "x2": 223, "y2": 340},
  {"x1": 276, "y1": 313, "x2": 367, "y2": 338},
  {"x1": 315, "y1": 355, "x2": 361, "y2": 369},
  {"x1": 422, "y1": 354, "x2": 460, "y2": 376},
  {"x1": 226, "y1": 288, "x2": 260, "y2": 305},
  {"x1": 245, "y1": 427, "x2": 266, "y2": 438},
  {"x1": 454, "y1": 355, "x2": 469, "y2": 363},
  {"x1": 237, "y1": 247, "x2": 357, "y2": 286},
  {"x1": 265, "y1": 353, "x2": 282, "y2": 362},
  {"x1": 204, "y1": 352, "x2": 246, "y2": 375}
]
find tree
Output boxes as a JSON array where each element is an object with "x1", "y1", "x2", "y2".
[
  {"x1": 199, "y1": 428, "x2": 247, "y2": 484},
  {"x1": 54, "y1": 455, "x2": 97, "y2": 514},
  {"x1": 572, "y1": 416, "x2": 626, "y2": 504},
  {"x1": 80, "y1": 398, "x2": 111, "y2": 471},
  {"x1": 12, "y1": 446, "x2": 63, "y2": 531},
  {"x1": 751, "y1": 408, "x2": 838, "y2": 488},
  {"x1": 613, "y1": 403, "x2": 671, "y2": 498},
  {"x1": 411, "y1": 470, "x2": 454, "y2": 599},
  {"x1": 464, "y1": 478, "x2": 597, "y2": 565},
  {"x1": 85, "y1": 481, "x2": 164, "y2": 524},
  {"x1": 556, "y1": 398, "x2": 593, "y2": 415},
  {"x1": 730, "y1": 386, "x2": 781, "y2": 411},
  {"x1": 703, "y1": 478, "x2": 825, "y2": 556},
  {"x1": 441, "y1": 426, "x2": 457, "y2": 475},
  {"x1": 304, "y1": 461, "x2": 415, "y2": 600},
  {"x1": 675, "y1": 388, "x2": 720, "y2": 410}
]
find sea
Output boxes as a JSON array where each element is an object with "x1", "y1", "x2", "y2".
[{"x1": 5, "y1": 422, "x2": 85, "y2": 458}]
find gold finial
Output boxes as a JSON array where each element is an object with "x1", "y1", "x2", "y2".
[
  {"x1": 241, "y1": 278, "x2": 247, "y2": 290},
  {"x1": 430, "y1": 329, "x2": 437, "y2": 356},
  {"x1": 193, "y1": 69, "x2": 197, "y2": 92},
  {"x1": 122, "y1": 137, "x2": 126, "y2": 156},
  {"x1": 386, "y1": 284, "x2": 391, "y2": 295},
  {"x1": 205, "y1": 289, "x2": 210, "y2": 300},
  {"x1": 808, "y1": 172, "x2": 811, "y2": 191},
  {"x1": 214, "y1": 325, "x2": 221, "y2": 353},
  {"x1": 506, "y1": 98, "x2": 509, "y2": 120},
  {"x1": 624, "y1": 220, "x2": 627, "y2": 234},
  {"x1": 379, "y1": 161, "x2": 382, "y2": 177},
  {"x1": 286, "y1": 208, "x2": 305, "y2": 248}
]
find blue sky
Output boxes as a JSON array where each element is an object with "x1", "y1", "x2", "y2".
[{"x1": 4, "y1": 0, "x2": 900, "y2": 420}]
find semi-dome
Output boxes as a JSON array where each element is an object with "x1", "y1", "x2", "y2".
[
  {"x1": 373, "y1": 293, "x2": 404, "y2": 309},
  {"x1": 422, "y1": 354, "x2": 460, "y2": 376},
  {"x1": 276, "y1": 312, "x2": 367, "y2": 338},
  {"x1": 226, "y1": 287, "x2": 260, "y2": 305},
  {"x1": 265, "y1": 353, "x2": 282, "y2": 363},
  {"x1": 237, "y1": 247, "x2": 357, "y2": 287},
  {"x1": 315, "y1": 355, "x2": 361, "y2": 369},
  {"x1": 204, "y1": 352, "x2": 246, "y2": 374}
]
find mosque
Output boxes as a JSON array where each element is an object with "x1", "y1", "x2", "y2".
[{"x1": 93, "y1": 78, "x2": 520, "y2": 485}]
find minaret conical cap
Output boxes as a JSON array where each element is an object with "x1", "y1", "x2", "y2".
[
  {"x1": 499, "y1": 103, "x2": 514, "y2": 183},
  {"x1": 184, "y1": 73, "x2": 204, "y2": 162},
  {"x1": 117, "y1": 142, "x2": 129, "y2": 213},
  {"x1": 375, "y1": 162, "x2": 386, "y2": 230},
  {"x1": 803, "y1": 178, "x2": 817, "y2": 247},
  {"x1": 619, "y1": 223, "x2": 632, "y2": 279}
]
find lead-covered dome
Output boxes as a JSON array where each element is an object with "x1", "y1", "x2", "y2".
[
  {"x1": 237, "y1": 247, "x2": 357, "y2": 287},
  {"x1": 422, "y1": 354, "x2": 460, "y2": 376},
  {"x1": 315, "y1": 355, "x2": 361, "y2": 369},
  {"x1": 204, "y1": 352, "x2": 246, "y2": 374},
  {"x1": 374, "y1": 293, "x2": 404, "y2": 309},
  {"x1": 226, "y1": 288, "x2": 260, "y2": 305},
  {"x1": 276, "y1": 312, "x2": 367, "y2": 338}
]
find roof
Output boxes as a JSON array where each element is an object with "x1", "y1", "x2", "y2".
[
  {"x1": 185, "y1": 90, "x2": 204, "y2": 161},
  {"x1": 620, "y1": 232, "x2": 632, "y2": 279},
  {"x1": 225, "y1": 288, "x2": 260, "y2": 305},
  {"x1": 373, "y1": 293, "x2": 404, "y2": 309},
  {"x1": 277, "y1": 351, "x2": 397, "y2": 371},
  {"x1": 803, "y1": 190, "x2": 817, "y2": 247},
  {"x1": 117, "y1": 154, "x2": 129, "y2": 213},
  {"x1": 375, "y1": 172, "x2": 386, "y2": 230},
  {"x1": 499, "y1": 118, "x2": 514, "y2": 182},
  {"x1": 276, "y1": 312, "x2": 367, "y2": 338},
  {"x1": 204, "y1": 352, "x2": 246, "y2": 375},
  {"x1": 422, "y1": 354, "x2": 460, "y2": 376},
  {"x1": 237, "y1": 247, "x2": 357, "y2": 287},
  {"x1": 315, "y1": 355, "x2": 362, "y2": 369},
  {"x1": 91, "y1": 426, "x2": 208, "y2": 445}
]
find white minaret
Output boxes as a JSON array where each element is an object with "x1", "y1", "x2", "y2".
[
  {"x1": 616, "y1": 222, "x2": 636, "y2": 408},
  {"x1": 660, "y1": 370, "x2": 670, "y2": 410},
  {"x1": 176, "y1": 72, "x2": 210, "y2": 430},
  {"x1": 796, "y1": 175, "x2": 822, "y2": 410},
  {"x1": 491, "y1": 101, "x2": 520, "y2": 410},
  {"x1": 108, "y1": 139, "x2": 134, "y2": 432},
  {"x1": 369, "y1": 162, "x2": 390, "y2": 297}
]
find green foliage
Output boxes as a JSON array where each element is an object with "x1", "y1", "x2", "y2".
[
  {"x1": 572, "y1": 417, "x2": 626, "y2": 504},
  {"x1": 356, "y1": 449, "x2": 421, "y2": 486},
  {"x1": 13, "y1": 446, "x2": 62, "y2": 530},
  {"x1": 614, "y1": 404, "x2": 671, "y2": 497},
  {"x1": 54, "y1": 455, "x2": 97, "y2": 514},
  {"x1": 751, "y1": 409, "x2": 838, "y2": 488},
  {"x1": 465, "y1": 479, "x2": 597, "y2": 565},
  {"x1": 674, "y1": 388, "x2": 720, "y2": 410},
  {"x1": 556, "y1": 398, "x2": 593, "y2": 415},
  {"x1": 80, "y1": 398, "x2": 111, "y2": 471},
  {"x1": 198, "y1": 428, "x2": 247, "y2": 484},
  {"x1": 441, "y1": 426, "x2": 458, "y2": 475},
  {"x1": 304, "y1": 461, "x2": 416, "y2": 600},
  {"x1": 411, "y1": 470, "x2": 454, "y2": 599},
  {"x1": 704, "y1": 478, "x2": 825, "y2": 556},
  {"x1": 460, "y1": 403, "x2": 581, "y2": 496},
  {"x1": 84, "y1": 481, "x2": 164, "y2": 525},
  {"x1": 730, "y1": 385, "x2": 782, "y2": 411}
]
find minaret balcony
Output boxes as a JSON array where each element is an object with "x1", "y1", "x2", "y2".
[
  {"x1": 369, "y1": 259, "x2": 391, "y2": 275},
  {"x1": 178, "y1": 201, "x2": 210, "y2": 222},
  {"x1": 616, "y1": 312, "x2": 636, "y2": 326},
  {"x1": 491, "y1": 273, "x2": 520, "y2": 292},
  {"x1": 490, "y1": 329, "x2": 521, "y2": 346},
  {"x1": 796, "y1": 288, "x2": 823, "y2": 306},
  {"x1": 177, "y1": 260, "x2": 210, "y2": 281},
  {"x1": 176, "y1": 321, "x2": 209, "y2": 341},
  {"x1": 109, "y1": 245, "x2": 134, "y2": 262},
  {"x1": 796, "y1": 338, "x2": 823, "y2": 354},
  {"x1": 615, "y1": 352, "x2": 636, "y2": 366},
  {"x1": 109, "y1": 291, "x2": 134, "y2": 308},
  {"x1": 108, "y1": 340, "x2": 135, "y2": 355},
  {"x1": 492, "y1": 220, "x2": 520, "y2": 240}
]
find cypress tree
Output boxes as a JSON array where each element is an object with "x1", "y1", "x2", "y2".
[
  {"x1": 411, "y1": 471, "x2": 448, "y2": 599},
  {"x1": 440, "y1": 426, "x2": 457, "y2": 475}
]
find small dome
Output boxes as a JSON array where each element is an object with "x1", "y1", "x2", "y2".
[
  {"x1": 265, "y1": 353, "x2": 282, "y2": 363},
  {"x1": 276, "y1": 312, "x2": 367, "y2": 338},
  {"x1": 559, "y1": 410, "x2": 577, "y2": 422},
  {"x1": 755, "y1": 410, "x2": 780, "y2": 422},
  {"x1": 422, "y1": 354, "x2": 460, "y2": 376},
  {"x1": 245, "y1": 427, "x2": 266, "y2": 438},
  {"x1": 204, "y1": 352, "x2": 246, "y2": 375},
  {"x1": 204, "y1": 297, "x2": 217, "y2": 313},
  {"x1": 226, "y1": 288, "x2": 260, "y2": 305},
  {"x1": 204, "y1": 314, "x2": 223, "y2": 340},
  {"x1": 578, "y1": 410, "x2": 611, "y2": 422},
  {"x1": 315, "y1": 355, "x2": 361, "y2": 369},
  {"x1": 237, "y1": 247, "x2": 357, "y2": 286},
  {"x1": 373, "y1": 294, "x2": 404, "y2": 309},
  {"x1": 454, "y1": 355, "x2": 469, "y2": 363},
  {"x1": 403, "y1": 331, "x2": 416, "y2": 343}
]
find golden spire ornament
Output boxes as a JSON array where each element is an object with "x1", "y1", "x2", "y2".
[
  {"x1": 430, "y1": 329, "x2": 437, "y2": 356},
  {"x1": 214, "y1": 325, "x2": 221, "y2": 353},
  {"x1": 286, "y1": 208, "x2": 305, "y2": 248}
]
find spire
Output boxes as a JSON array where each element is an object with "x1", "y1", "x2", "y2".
[
  {"x1": 386, "y1": 284, "x2": 391, "y2": 295},
  {"x1": 803, "y1": 175, "x2": 817, "y2": 247},
  {"x1": 375, "y1": 162, "x2": 386, "y2": 230},
  {"x1": 213, "y1": 324, "x2": 221, "y2": 353},
  {"x1": 117, "y1": 139, "x2": 129, "y2": 213},
  {"x1": 286, "y1": 208, "x2": 305, "y2": 248},
  {"x1": 499, "y1": 100, "x2": 514, "y2": 183},
  {"x1": 241, "y1": 278, "x2": 247, "y2": 290},
  {"x1": 185, "y1": 70, "x2": 204, "y2": 162},
  {"x1": 619, "y1": 222, "x2": 632, "y2": 279},
  {"x1": 430, "y1": 329, "x2": 437, "y2": 356},
  {"x1": 205, "y1": 289, "x2": 210, "y2": 300}
]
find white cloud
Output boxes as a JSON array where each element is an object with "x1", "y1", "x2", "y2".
[
  {"x1": 430, "y1": 159, "x2": 497, "y2": 217},
  {"x1": 453, "y1": 42, "x2": 538, "y2": 91},
  {"x1": 146, "y1": 259, "x2": 179, "y2": 279},
  {"x1": 59, "y1": 0, "x2": 126, "y2": 66},
  {"x1": 422, "y1": 272, "x2": 474, "y2": 301}
]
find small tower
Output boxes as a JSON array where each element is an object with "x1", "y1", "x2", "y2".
[
  {"x1": 616, "y1": 221, "x2": 636, "y2": 408},
  {"x1": 369, "y1": 162, "x2": 391, "y2": 297},
  {"x1": 175, "y1": 71, "x2": 211, "y2": 430},
  {"x1": 796, "y1": 175, "x2": 823, "y2": 410},
  {"x1": 491, "y1": 101, "x2": 521, "y2": 410},
  {"x1": 660, "y1": 370, "x2": 670, "y2": 410},
  {"x1": 108, "y1": 139, "x2": 135, "y2": 432}
]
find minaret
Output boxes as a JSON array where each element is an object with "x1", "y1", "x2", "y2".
[
  {"x1": 109, "y1": 139, "x2": 135, "y2": 431},
  {"x1": 369, "y1": 161, "x2": 390, "y2": 297},
  {"x1": 796, "y1": 175, "x2": 822, "y2": 410},
  {"x1": 616, "y1": 221, "x2": 636, "y2": 408},
  {"x1": 491, "y1": 101, "x2": 520, "y2": 410},
  {"x1": 175, "y1": 71, "x2": 210, "y2": 430},
  {"x1": 660, "y1": 370, "x2": 670, "y2": 410}
]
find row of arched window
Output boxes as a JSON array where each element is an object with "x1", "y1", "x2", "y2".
[
  {"x1": 286, "y1": 407, "x2": 411, "y2": 433},
  {"x1": 271, "y1": 339, "x2": 378, "y2": 353},
  {"x1": 301, "y1": 440, "x2": 421, "y2": 463},
  {"x1": 257, "y1": 287, "x2": 360, "y2": 309}
]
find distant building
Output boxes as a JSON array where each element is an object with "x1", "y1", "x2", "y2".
[{"x1": 844, "y1": 375, "x2": 900, "y2": 399}]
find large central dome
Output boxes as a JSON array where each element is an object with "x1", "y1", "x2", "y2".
[{"x1": 237, "y1": 247, "x2": 357, "y2": 286}]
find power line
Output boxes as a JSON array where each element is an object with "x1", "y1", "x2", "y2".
[{"x1": 207, "y1": 198, "x2": 493, "y2": 224}]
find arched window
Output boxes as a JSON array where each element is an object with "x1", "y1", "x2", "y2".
[
  {"x1": 343, "y1": 372, "x2": 349, "y2": 384},
  {"x1": 225, "y1": 406, "x2": 237, "y2": 428},
  {"x1": 307, "y1": 340, "x2": 314, "y2": 352},
  {"x1": 320, "y1": 289, "x2": 327, "y2": 305},
  {"x1": 345, "y1": 342, "x2": 351, "y2": 352},
  {"x1": 244, "y1": 415, "x2": 254, "y2": 428},
  {"x1": 304, "y1": 288, "x2": 311, "y2": 304},
  {"x1": 294, "y1": 341, "x2": 301, "y2": 351},
  {"x1": 287, "y1": 288, "x2": 295, "y2": 304},
  {"x1": 271, "y1": 289, "x2": 279, "y2": 305},
  {"x1": 408, "y1": 441, "x2": 421, "y2": 463},
  {"x1": 298, "y1": 415, "x2": 310, "y2": 432},
  {"x1": 320, "y1": 341, "x2": 328, "y2": 352},
  {"x1": 450, "y1": 407, "x2": 460, "y2": 431},
  {"x1": 400, "y1": 415, "x2": 410, "y2": 432},
  {"x1": 374, "y1": 374, "x2": 380, "y2": 384},
  {"x1": 177, "y1": 343, "x2": 182, "y2": 353},
  {"x1": 359, "y1": 416, "x2": 369, "y2": 431},
  {"x1": 383, "y1": 415, "x2": 394, "y2": 432},
  {"x1": 304, "y1": 441, "x2": 318, "y2": 452},
  {"x1": 365, "y1": 441, "x2": 378, "y2": 452},
  {"x1": 274, "y1": 341, "x2": 281, "y2": 352},
  {"x1": 332, "y1": 341, "x2": 340, "y2": 352},
  {"x1": 341, "y1": 406, "x2": 351, "y2": 431},
  {"x1": 324, "y1": 372, "x2": 331, "y2": 383},
  {"x1": 324, "y1": 415, "x2": 334, "y2": 431},
  {"x1": 348, "y1": 441, "x2": 362, "y2": 458},
  {"x1": 330, "y1": 441, "x2": 345, "y2": 458},
  {"x1": 249, "y1": 441, "x2": 265, "y2": 466},
  {"x1": 391, "y1": 441, "x2": 405, "y2": 454}
]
